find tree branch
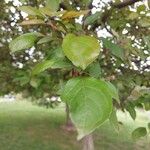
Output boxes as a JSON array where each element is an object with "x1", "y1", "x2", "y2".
[
  {"x1": 104, "y1": 23, "x2": 115, "y2": 37},
  {"x1": 101, "y1": 0, "x2": 144, "y2": 25},
  {"x1": 112, "y1": 0, "x2": 143, "y2": 9}
]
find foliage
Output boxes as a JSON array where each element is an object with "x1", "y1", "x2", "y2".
[
  {"x1": 0, "y1": 0, "x2": 150, "y2": 143},
  {"x1": 62, "y1": 34, "x2": 100, "y2": 70},
  {"x1": 61, "y1": 77, "x2": 117, "y2": 139},
  {"x1": 132, "y1": 127, "x2": 147, "y2": 140}
]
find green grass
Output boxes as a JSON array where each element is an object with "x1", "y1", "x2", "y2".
[{"x1": 0, "y1": 101, "x2": 149, "y2": 150}]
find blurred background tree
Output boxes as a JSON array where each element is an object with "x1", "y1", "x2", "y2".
[{"x1": 0, "y1": 0, "x2": 150, "y2": 149}]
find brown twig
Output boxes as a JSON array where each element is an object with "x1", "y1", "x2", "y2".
[{"x1": 104, "y1": 23, "x2": 115, "y2": 37}]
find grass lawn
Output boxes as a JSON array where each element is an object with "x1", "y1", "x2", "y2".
[{"x1": 0, "y1": 100, "x2": 149, "y2": 150}]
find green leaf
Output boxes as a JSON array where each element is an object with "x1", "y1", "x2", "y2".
[
  {"x1": 30, "y1": 78, "x2": 41, "y2": 88},
  {"x1": 132, "y1": 127, "x2": 147, "y2": 140},
  {"x1": 138, "y1": 94, "x2": 150, "y2": 111},
  {"x1": 46, "y1": 0, "x2": 61, "y2": 12},
  {"x1": 32, "y1": 60, "x2": 54, "y2": 75},
  {"x1": 144, "y1": 102, "x2": 150, "y2": 111},
  {"x1": 125, "y1": 102, "x2": 136, "y2": 120},
  {"x1": 62, "y1": 10, "x2": 89, "y2": 20},
  {"x1": 143, "y1": 36, "x2": 150, "y2": 50},
  {"x1": 57, "y1": 80, "x2": 66, "y2": 95},
  {"x1": 50, "y1": 47, "x2": 66, "y2": 59},
  {"x1": 37, "y1": 36, "x2": 51, "y2": 44},
  {"x1": 20, "y1": 19, "x2": 45, "y2": 26},
  {"x1": 39, "y1": 7, "x2": 53, "y2": 16},
  {"x1": 82, "y1": 0, "x2": 91, "y2": 7},
  {"x1": 39, "y1": 7, "x2": 66, "y2": 17},
  {"x1": 106, "y1": 82, "x2": 119, "y2": 103},
  {"x1": 61, "y1": 77, "x2": 113, "y2": 140},
  {"x1": 19, "y1": 76, "x2": 30, "y2": 86},
  {"x1": 127, "y1": 12, "x2": 139, "y2": 20},
  {"x1": 18, "y1": 6, "x2": 43, "y2": 17},
  {"x1": 9, "y1": 32, "x2": 43, "y2": 52},
  {"x1": 109, "y1": 108, "x2": 119, "y2": 132},
  {"x1": 102, "y1": 38, "x2": 124, "y2": 60},
  {"x1": 32, "y1": 59, "x2": 72, "y2": 75},
  {"x1": 84, "y1": 12, "x2": 102, "y2": 25},
  {"x1": 137, "y1": 5, "x2": 146, "y2": 13},
  {"x1": 51, "y1": 59, "x2": 72, "y2": 69},
  {"x1": 87, "y1": 62, "x2": 101, "y2": 78},
  {"x1": 62, "y1": 34, "x2": 100, "y2": 70},
  {"x1": 13, "y1": 72, "x2": 30, "y2": 86},
  {"x1": 138, "y1": 18, "x2": 150, "y2": 27}
]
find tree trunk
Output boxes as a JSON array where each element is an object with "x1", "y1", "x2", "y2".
[{"x1": 83, "y1": 134, "x2": 94, "y2": 150}]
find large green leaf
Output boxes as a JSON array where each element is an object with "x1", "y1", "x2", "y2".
[
  {"x1": 32, "y1": 59, "x2": 72, "y2": 75},
  {"x1": 61, "y1": 77, "x2": 113, "y2": 140},
  {"x1": 132, "y1": 127, "x2": 147, "y2": 140},
  {"x1": 102, "y1": 38, "x2": 124, "y2": 60},
  {"x1": 46, "y1": 0, "x2": 61, "y2": 12},
  {"x1": 62, "y1": 34, "x2": 100, "y2": 70},
  {"x1": 9, "y1": 32, "x2": 43, "y2": 52}
]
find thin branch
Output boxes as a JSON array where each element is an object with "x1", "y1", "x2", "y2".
[
  {"x1": 112, "y1": 0, "x2": 143, "y2": 9},
  {"x1": 104, "y1": 23, "x2": 115, "y2": 37}
]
